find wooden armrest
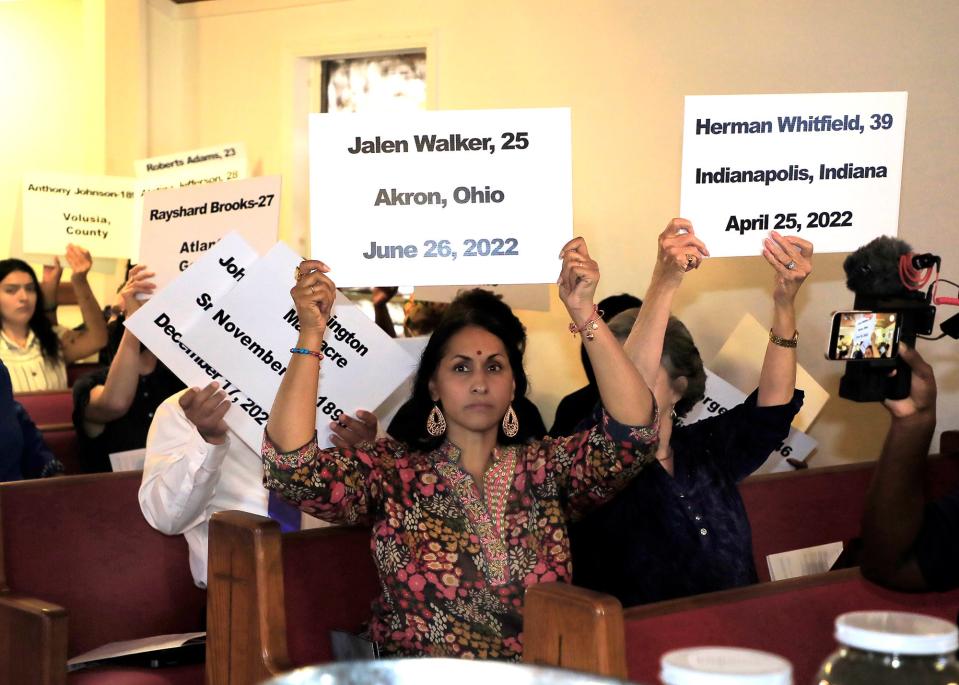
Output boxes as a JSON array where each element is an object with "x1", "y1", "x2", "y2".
[
  {"x1": 0, "y1": 594, "x2": 68, "y2": 685},
  {"x1": 523, "y1": 582, "x2": 627, "y2": 679},
  {"x1": 207, "y1": 510, "x2": 292, "y2": 685}
]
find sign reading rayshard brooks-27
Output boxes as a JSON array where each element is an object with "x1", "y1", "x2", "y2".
[
  {"x1": 680, "y1": 92, "x2": 908, "y2": 257},
  {"x1": 310, "y1": 108, "x2": 573, "y2": 287}
]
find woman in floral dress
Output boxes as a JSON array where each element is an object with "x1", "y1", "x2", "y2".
[{"x1": 260, "y1": 237, "x2": 659, "y2": 659}]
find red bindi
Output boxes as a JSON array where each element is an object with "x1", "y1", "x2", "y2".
[{"x1": 476, "y1": 350, "x2": 482, "y2": 355}]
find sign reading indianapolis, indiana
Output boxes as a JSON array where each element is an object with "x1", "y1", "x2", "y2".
[
  {"x1": 310, "y1": 107, "x2": 572, "y2": 287},
  {"x1": 138, "y1": 175, "x2": 281, "y2": 292},
  {"x1": 22, "y1": 173, "x2": 135, "y2": 259},
  {"x1": 680, "y1": 92, "x2": 908, "y2": 257},
  {"x1": 186, "y1": 241, "x2": 416, "y2": 450}
]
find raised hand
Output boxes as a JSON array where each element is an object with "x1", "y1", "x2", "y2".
[
  {"x1": 65, "y1": 243, "x2": 93, "y2": 281},
  {"x1": 329, "y1": 409, "x2": 378, "y2": 449},
  {"x1": 118, "y1": 264, "x2": 157, "y2": 317},
  {"x1": 884, "y1": 344, "x2": 937, "y2": 420},
  {"x1": 557, "y1": 237, "x2": 600, "y2": 321},
  {"x1": 762, "y1": 231, "x2": 813, "y2": 305},
  {"x1": 653, "y1": 218, "x2": 710, "y2": 281},
  {"x1": 179, "y1": 383, "x2": 230, "y2": 445},
  {"x1": 291, "y1": 260, "x2": 336, "y2": 338}
]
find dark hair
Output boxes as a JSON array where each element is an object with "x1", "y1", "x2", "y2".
[
  {"x1": 580, "y1": 293, "x2": 642, "y2": 385},
  {"x1": 392, "y1": 288, "x2": 533, "y2": 450},
  {"x1": 661, "y1": 317, "x2": 706, "y2": 418},
  {"x1": 0, "y1": 259, "x2": 61, "y2": 363}
]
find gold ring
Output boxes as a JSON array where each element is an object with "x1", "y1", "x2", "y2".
[{"x1": 294, "y1": 266, "x2": 302, "y2": 282}]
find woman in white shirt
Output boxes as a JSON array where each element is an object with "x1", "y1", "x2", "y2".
[{"x1": 0, "y1": 246, "x2": 108, "y2": 393}]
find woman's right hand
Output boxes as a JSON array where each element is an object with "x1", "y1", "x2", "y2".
[
  {"x1": 653, "y1": 218, "x2": 710, "y2": 282},
  {"x1": 118, "y1": 264, "x2": 156, "y2": 318},
  {"x1": 291, "y1": 260, "x2": 335, "y2": 340}
]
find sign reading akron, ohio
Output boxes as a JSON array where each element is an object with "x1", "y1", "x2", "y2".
[
  {"x1": 310, "y1": 108, "x2": 572, "y2": 287},
  {"x1": 679, "y1": 92, "x2": 908, "y2": 257}
]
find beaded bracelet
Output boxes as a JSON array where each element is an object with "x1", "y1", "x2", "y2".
[
  {"x1": 568, "y1": 304, "x2": 604, "y2": 341},
  {"x1": 290, "y1": 347, "x2": 323, "y2": 360}
]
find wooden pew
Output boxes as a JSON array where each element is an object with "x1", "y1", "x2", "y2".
[
  {"x1": 15, "y1": 389, "x2": 74, "y2": 427},
  {"x1": 0, "y1": 472, "x2": 206, "y2": 685},
  {"x1": 741, "y1": 452, "x2": 959, "y2": 581},
  {"x1": 37, "y1": 423, "x2": 82, "y2": 475},
  {"x1": 525, "y1": 569, "x2": 959, "y2": 684},
  {"x1": 206, "y1": 511, "x2": 380, "y2": 685}
]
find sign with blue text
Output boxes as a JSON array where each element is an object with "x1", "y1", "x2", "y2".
[
  {"x1": 310, "y1": 107, "x2": 572, "y2": 287},
  {"x1": 680, "y1": 92, "x2": 908, "y2": 257}
]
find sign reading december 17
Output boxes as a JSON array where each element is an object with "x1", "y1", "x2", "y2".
[
  {"x1": 310, "y1": 108, "x2": 572, "y2": 287},
  {"x1": 680, "y1": 92, "x2": 908, "y2": 257}
]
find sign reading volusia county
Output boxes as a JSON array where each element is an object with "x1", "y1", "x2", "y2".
[
  {"x1": 138, "y1": 176, "x2": 281, "y2": 291},
  {"x1": 680, "y1": 92, "x2": 908, "y2": 257},
  {"x1": 22, "y1": 173, "x2": 135, "y2": 258},
  {"x1": 124, "y1": 233, "x2": 266, "y2": 448},
  {"x1": 310, "y1": 107, "x2": 572, "y2": 287},
  {"x1": 186, "y1": 241, "x2": 417, "y2": 450}
]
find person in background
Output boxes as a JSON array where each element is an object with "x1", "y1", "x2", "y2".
[
  {"x1": 0, "y1": 246, "x2": 108, "y2": 392},
  {"x1": 860, "y1": 344, "x2": 954, "y2": 591},
  {"x1": 570, "y1": 219, "x2": 810, "y2": 606},
  {"x1": 261, "y1": 237, "x2": 659, "y2": 659},
  {"x1": 0, "y1": 360, "x2": 63, "y2": 481},
  {"x1": 549, "y1": 292, "x2": 643, "y2": 437},
  {"x1": 72, "y1": 264, "x2": 184, "y2": 472}
]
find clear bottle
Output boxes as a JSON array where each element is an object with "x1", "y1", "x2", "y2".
[
  {"x1": 816, "y1": 611, "x2": 959, "y2": 684},
  {"x1": 660, "y1": 646, "x2": 792, "y2": 684}
]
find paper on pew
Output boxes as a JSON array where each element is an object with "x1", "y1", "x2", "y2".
[
  {"x1": 709, "y1": 313, "x2": 828, "y2": 432},
  {"x1": 124, "y1": 233, "x2": 267, "y2": 448},
  {"x1": 185, "y1": 241, "x2": 418, "y2": 451},
  {"x1": 766, "y1": 541, "x2": 844, "y2": 582},
  {"x1": 108, "y1": 447, "x2": 146, "y2": 472},
  {"x1": 681, "y1": 367, "x2": 817, "y2": 472},
  {"x1": 67, "y1": 632, "x2": 205, "y2": 669}
]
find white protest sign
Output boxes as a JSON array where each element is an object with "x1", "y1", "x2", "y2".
[
  {"x1": 310, "y1": 107, "x2": 572, "y2": 287},
  {"x1": 134, "y1": 143, "x2": 248, "y2": 177},
  {"x1": 186, "y1": 241, "x2": 417, "y2": 450},
  {"x1": 124, "y1": 233, "x2": 267, "y2": 448},
  {"x1": 138, "y1": 176, "x2": 281, "y2": 291},
  {"x1": 680, "y1": 368, "x2": 817, "y2": 473},
  {"x1": 680, "y1": 92, "x2": 908, "y2": 257},
  {"x1": 22, "y1": 173, "x2": 134, "y2": 258}
]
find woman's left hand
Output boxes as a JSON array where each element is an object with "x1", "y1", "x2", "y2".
[
  {"x1": 65, "y1": 244, "x2": 94, "y2": 281},
  {"x1": 557, "y1": 237, "x2": 600, "y2": 320},
  {"x1": 763, "y1": 231, "x2": 813, "y2": 305}
]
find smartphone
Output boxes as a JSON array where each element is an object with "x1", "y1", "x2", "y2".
[{"x1": 826, "y1": 311, "x2": 902, "y2": 361}]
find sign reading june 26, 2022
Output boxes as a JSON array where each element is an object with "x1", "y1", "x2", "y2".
[
  {"x1": 310, "y1": 108, "x2": 572, "y2": 287},
  {"x1": 680, "y1": 92, "x2": 908, "y2": 257}
]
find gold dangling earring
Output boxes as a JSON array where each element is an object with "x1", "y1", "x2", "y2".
[
  {"x1": 502, "y1": 404, "x2": 519, "y2": 438},
  {"x1": 427, "y1": 403, "x2": 447, "y2": 436}
]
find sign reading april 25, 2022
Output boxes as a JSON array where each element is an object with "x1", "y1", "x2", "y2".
[
  {"x1": 22, "y1": 173, "x2": 135, "y2": 258},
  {"x1": 310, "y1": 108, "x2": 572, "y2": 287},
  {"x1": 680, "y1": 92, "x2": 908, "y2": 257}
]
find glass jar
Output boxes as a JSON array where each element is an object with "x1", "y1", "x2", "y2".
[
  {"x1": 816, "y1": 611, "x2": 959, "y2": 684},
  {"x1": 660, "y1": 646, "x2": 792, "y2": 684}
]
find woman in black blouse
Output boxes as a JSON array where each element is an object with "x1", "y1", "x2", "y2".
[{"x1": 570, "y1": 218, "x2": 813, "y2": 606}]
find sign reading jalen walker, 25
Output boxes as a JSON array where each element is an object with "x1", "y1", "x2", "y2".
[
  {"x1": 310, "y1": 107, "x2": 572, "y2": 287},
  {"x1": 680, "y1": 92, "x2": 908, "y2": 257}
]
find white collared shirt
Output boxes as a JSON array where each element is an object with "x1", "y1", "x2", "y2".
[{"x1": 0, "y1": 327, "x2": 68, "y2": 393}]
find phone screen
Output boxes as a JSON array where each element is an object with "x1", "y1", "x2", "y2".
[{"x1": 827, "y1": 311, "x2": 900, "y2": 360}]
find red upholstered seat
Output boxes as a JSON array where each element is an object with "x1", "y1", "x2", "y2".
[
  {"x1": 15, "y1": 389, "x2": 74, "y2": 427},
  {"x1": 0, "y1": 471, "x2": 206, "y2": 683},
  {"x1": 68, "y1": 663, "x2": 205, "y2": 685}
]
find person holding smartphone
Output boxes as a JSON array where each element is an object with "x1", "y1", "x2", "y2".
[{"x1": 570, "y1": 219, "x2": 812, "y2": 607}]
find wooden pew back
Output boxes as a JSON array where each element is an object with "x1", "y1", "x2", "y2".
[
  {"x1": 0, "y1": 471, "x2": 206, "y2": 657},
  {"x1": 207, "y1": 511, "x2": 380, "y2": 685},
  {"x1": 15, "y1": 390, "x2": 74, "y2": 427},
  {"x1": 526, "y1": 571, "x2": 959, "y2": 685},
  {"x1": 741, "y1": 453, "x2": 959, "y2": 581}
]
